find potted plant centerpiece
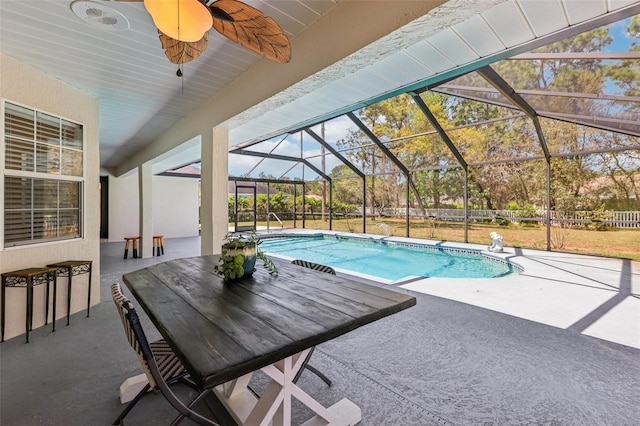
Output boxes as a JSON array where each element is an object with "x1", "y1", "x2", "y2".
[{"x1": 215, "y1": 232, "x2": 278, "y2": 282}]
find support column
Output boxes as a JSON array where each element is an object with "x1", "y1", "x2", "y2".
[
  {"x1": 201, "y1": 127, "x2": 229, "y2": 255},
  {"x1": 464, "y1": 168, "x2": 469, "y2": 243},
  {"x1": 138, "y1": 162, "x2": 153, "y2": 258},
  {"x1": 546, "y1": 160, "x2": 552, "y2": 251}
]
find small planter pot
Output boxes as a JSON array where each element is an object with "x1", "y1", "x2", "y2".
[
  {"x1": 222, "y1": 243, "x2": 257, "y2": 278},
  {"x1": 216, "y1": 232, "x2": 278, "y2": 282}
]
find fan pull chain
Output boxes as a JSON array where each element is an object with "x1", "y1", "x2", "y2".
[
  {"x1": 176, "y1": 0, "x2": 183, "y2": 93},
  {"x1": 177, "y1": 65, "x2": 184, "y2": 93}
]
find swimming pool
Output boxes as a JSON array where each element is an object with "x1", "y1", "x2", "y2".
[{"x1": 259, "y1": 234, "x2": 519, "y2": 281}]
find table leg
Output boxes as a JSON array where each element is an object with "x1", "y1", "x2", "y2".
[
  {"x1": 86, "y1": 263, "x2": 92, "y2": 317},
  {"x1": 51, "y1": 272, "x2": 57, "y2": 333},
  {"x1": 133, "y1": 238, "x2": 139, "y2": 259},
  {"x1": 1, "y1": 277, "x2": 6, "y2": 342},
  {"x1": 214, "y1": 349, "x2": 361, "y2": 426},
  {"x1": 26, "y1": 277, "x2": 33, "y2": 343},
  {"x1": 67, "y1": 269, "x2": 72, "y2": 326},
  {"x1": 45, "y1": 276, "x2": 50, "y2": 326}
]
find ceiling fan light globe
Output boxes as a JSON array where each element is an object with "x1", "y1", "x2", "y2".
[{"x1": 144, "y1": 0, "x2": 212, "y2": 43}]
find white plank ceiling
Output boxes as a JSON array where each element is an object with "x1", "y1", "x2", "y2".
[{"x1": 1, "y1": 0, "x2": 639, "y2": 173}]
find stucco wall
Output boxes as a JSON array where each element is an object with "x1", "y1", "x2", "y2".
[
  {"x1": 0, "y1": 54, "x2": 100, "y2": 341},
  {"x1": 105, "y1": 172, "x2": 139, "y2": 241},
  {"x1": 152, "y1": 176, "x2": 200, "y2": 238},
  {"x1": 103, "y1": 171, "x2": 200, "y2": 242}
]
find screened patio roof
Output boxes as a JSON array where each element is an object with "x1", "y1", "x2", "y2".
[{"x1": 226, "y1": 13, "x2": 640, "y2": 182}]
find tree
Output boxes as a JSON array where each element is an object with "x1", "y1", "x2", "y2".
[
  {"x1": 336, "y1": 104, "x2": 400, "y2": 219},
  {"x1": 330, "y1": 164, "x2": 363, "y2": 205}
]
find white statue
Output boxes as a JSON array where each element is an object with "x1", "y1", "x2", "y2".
[{"x1": 488, "y1": 232, "x2": 504, "y2": 252}]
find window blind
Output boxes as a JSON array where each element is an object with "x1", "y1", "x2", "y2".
[{"x1": 3, "y1": 102, "x2": 84, "y2": 247}]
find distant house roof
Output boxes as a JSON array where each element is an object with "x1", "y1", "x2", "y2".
[
  {"x1": 229, "y1": 181, "x2": 281, "y2": 196},
  {"x1": 160, "y1": 165, "x2": 201, "y2": 178}
]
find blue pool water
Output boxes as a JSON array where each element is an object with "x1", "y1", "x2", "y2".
[{"x1": 259, "y1": 236, "x2": 517, "y2": 281}]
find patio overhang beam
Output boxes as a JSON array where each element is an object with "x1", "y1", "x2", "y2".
[
  {"x1": 232, "y1": 149, "x2": 332, "y2": 183},
  {"x1": 304, "y1": 128, "x2": 364, "y2": 178},
  {"x1": 157, "y1": 171, "x2": 201, "y2": 179},
  {"x1": 408, "y1": 92, "x2": 468, "y2": 170},
  {"x1": 476, "y1": 66, "x2": 551, "y2": 161}
]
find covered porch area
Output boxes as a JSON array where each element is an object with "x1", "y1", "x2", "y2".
[{"x1": 1, "y1": 236, "x2": 638, "y2": 425}]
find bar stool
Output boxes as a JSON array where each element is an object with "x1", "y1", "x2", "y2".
[
  {"x1": 1, "y1": 267, "x2": 57, "y2": 343},
  {"x1": 124, "y1": 237, "x2": 140, "y2": 259},
  {"x1": 46, "y1": 260, "x2": 93, "y2": 326},
  {"x1": 152, "y1": 235, "x2": 164, "y2": 256}
]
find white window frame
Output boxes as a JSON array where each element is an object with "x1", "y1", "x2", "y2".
[{"x1": 1, "y1": 99, "x2": 86, "y2": 248}]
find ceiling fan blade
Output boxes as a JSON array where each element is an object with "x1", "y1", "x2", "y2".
[
  {"x1": 158, "y1": 31, "x2": 208, "y2": 64},
  {"x1": 209, "y1": 0, "x2": 291, "y2": 64}
]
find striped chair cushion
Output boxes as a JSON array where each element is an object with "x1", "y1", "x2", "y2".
[
  {"x1": 110, "y1": 283, "x2": 187, "y2": 388},
  {"x1": 291, "y1": 259, "x2": 336, "y2": 275}
]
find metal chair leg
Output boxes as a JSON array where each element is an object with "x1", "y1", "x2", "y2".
[
  {"x1": 293, "y1": 347, "x2": 332, "y2": 386},
  {"x1": 303, "y1": 364, "x2": 332, "y2": 386},
  {"x1": 112, "y1": 383, "x2": 151, "y2": 425}
]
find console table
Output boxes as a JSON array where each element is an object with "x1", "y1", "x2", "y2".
[
  {"x1": 47, "y1": 260, "x2": 93, "y2": 325},
  {"x1": 1, "y1": 267, "x2": 58, "y2": 343}
]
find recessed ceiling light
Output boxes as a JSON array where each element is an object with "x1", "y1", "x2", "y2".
[{"x1": 70, "y1": 0, "x2": 130, "y2": 32}]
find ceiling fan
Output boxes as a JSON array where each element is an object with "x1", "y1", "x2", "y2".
[{"x1": 115, "y1": 0, "x2": 291, "y2": 65}]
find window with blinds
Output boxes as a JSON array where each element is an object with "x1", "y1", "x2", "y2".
[{"x1": 3, "y1": 101, "x2": 84, "y2": 247}]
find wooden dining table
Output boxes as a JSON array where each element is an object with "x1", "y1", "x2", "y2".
[{"x1": 122, "y1": 255, "x2": 416, "y2": 425}]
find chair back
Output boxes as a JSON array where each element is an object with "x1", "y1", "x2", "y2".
[
  {"x1": 111, "y1": 283, "x2": 158, "y2": 388},
  {"x1": 291, "y1": 259, "x2": 336, "y2": 275},
  {"x1": 111, "y1": 284, "x2": 221, "y2": 425}
]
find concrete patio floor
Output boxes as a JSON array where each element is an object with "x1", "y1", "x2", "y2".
[
  {"x1": 396, "y1": 240, "x2": 640, "y2": 350},
  {"x1": 1, "y1": 235, "x2": 639, "y2": 425}
]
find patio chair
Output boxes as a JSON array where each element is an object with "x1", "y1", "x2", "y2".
[
  {"x1": 289, "y1": 260, "x2": 334, "y2": 386},
  {"x1": 110, "y1": 283, "x2": 224, "y2": 426},
  {"x1": 291, "y1": 259, "x2": 336, "y2": 275}
]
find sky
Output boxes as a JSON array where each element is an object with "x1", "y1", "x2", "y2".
[{"x1": 228, "y1": 115, "x2": 357, "y2": 179}]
